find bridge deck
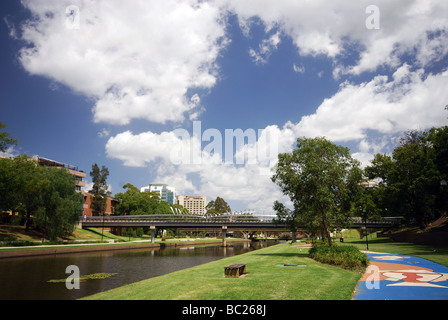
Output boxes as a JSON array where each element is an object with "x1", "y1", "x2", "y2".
[{"x1": 81, "y1": 214, "x2": 400, "y2": 230}]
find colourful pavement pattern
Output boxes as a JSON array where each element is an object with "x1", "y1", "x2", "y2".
[{"x1": 353, "y1": 252, "x2": 448, "y2": 300}]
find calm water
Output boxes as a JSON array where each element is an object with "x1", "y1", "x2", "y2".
[{"x1": 0, "y1": 241, "x2": 276, "y2": 300}]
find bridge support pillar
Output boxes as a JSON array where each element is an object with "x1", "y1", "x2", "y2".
[
  {"x1": 150, "y1": 226, "x2": 156, "y2": 244},
  {"x1": 222, "y1": 226, "x2": 227, "y2": 246}
]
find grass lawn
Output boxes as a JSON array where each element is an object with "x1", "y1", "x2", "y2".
[
  {"x1": 0, "y1": 224, "x2": 242, "y2": 245},
  {"x1": 82, "y1": 242, "x2": 362, "y2": 300},
  {"x1": 0, "y1": 224, "x2": 120, "y2": 242},
  {"x1": 341, "y1": 237, "x2": 448, "y2": 267}
]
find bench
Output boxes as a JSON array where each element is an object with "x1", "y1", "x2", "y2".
[{"x1": 224, "y1": 264, "x2": 247, "y2": 278}]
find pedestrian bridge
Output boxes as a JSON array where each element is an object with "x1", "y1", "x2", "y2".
[
  {"x1": 81, "y1": 214, "x2": 401, "y2": 245},
  {"x1": 81, "y1": 214, "x2": 401, "y2": 230}
]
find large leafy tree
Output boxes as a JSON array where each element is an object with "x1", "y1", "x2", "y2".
[
  {"x1": 34, "y1": 167, "x2": 84, "y2": 240},
  {"x1": 114, "y1": 183, "x2": 186, "y2": 215},
  {"x1": 115, "y1": 183, "x2": 155, "y2": 215},
  {"x1": 426, "y1": 125, "x2": 448, "y2": 216},
  {"x1": 0, "y1": 155, "x2": 83, "y2": 239},
  {"x1": 272, "y1": 137, "x2": 363, "y2": 246},
  {"x1": 0, "y1": 155, "x2": 46, "y2": 229},
  {"x1": 426, "y1": 126, "x2": 448, "y2": 181},
  {"x1": 89, "y1": 163, "x2": 110, "y2": 216},
  {"x1": 206, "y1": 196, "x2": 231, "y2": 216},
  {"x1": 366, "y1": 127, "x2": 448, "y2": 229}
]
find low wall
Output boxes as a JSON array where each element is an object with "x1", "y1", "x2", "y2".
[{"x1": 0, "y1": 240, "x2": 250, "y2": 259}]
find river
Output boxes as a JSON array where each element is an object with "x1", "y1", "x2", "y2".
[{"x1": 0, "y1": 240, "x2": 276, "y2": 300}]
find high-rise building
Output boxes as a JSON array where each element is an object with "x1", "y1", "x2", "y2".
[
  {"x1": 141, "y1": 184, "x2": 176, "y2": 204},
  {"x1": 176, "y1": 195, "x2": 207, "y2": 215}
]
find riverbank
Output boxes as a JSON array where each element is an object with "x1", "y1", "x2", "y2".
[
  {"x1": 0, "y1": 240, "x2": 267, "y2": 300},
  {"x1": 82, "y1": 237, "x2": 448, "y2": 300},
  {"x1": 82, "y1": 242, "x2": 362, "y2": 300},
  {"x1": 0, "y1": 224, "x2": 253, "y2": 258},
  {"x1": 0, "y1": 238, "x2": 250, "y2": 259}
]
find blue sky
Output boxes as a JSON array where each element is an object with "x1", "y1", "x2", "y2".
[{"x1": 1, "y1": 0, "x2": 448, "y2": 215}]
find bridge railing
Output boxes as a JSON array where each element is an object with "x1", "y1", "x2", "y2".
[
  {"x1": 351, "y1": 216, "x2": 403, "y2": 225},
  {"x1": 84, "y1": 214, "x2": 273, "y2": 224},
  {"x1": 83, "y1": 214, "x2": 402, "y2": 226}
]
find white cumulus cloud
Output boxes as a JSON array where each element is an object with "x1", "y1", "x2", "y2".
[
  {"x1": 223, "y1": 0, "x2": 448, "y2": 76},
  {"x1": 17, "y1": 0, "x2": 228, "y2": 125},
  {"x1": 292, "y1": 65, "x2": 448, "y2": 142}
]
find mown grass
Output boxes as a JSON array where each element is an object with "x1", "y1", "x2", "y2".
[
  {"x1": 341, "y1": 237, "x2": 448, "y2": 267},
  {"x1": 82, "y1": 243, "x2": 362, "y2": 300}
]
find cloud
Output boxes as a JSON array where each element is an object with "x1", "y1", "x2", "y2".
[
  {"x1": 17, "y1": 0, "x2": 228, "y2": 125},
  {"x1": 224, "y1": 0, "x2": 448, "y2": 76},
  {"x1": 98, "y1": 128, "x2": 111, "y2": 138},
  {"x1": 0, "y1": 146, "x2": 20, "y2": 159},
  {"x1": 105, "y1": 130, "x2": 200, "y2": 167},
  {"x1": 293, "y1": 63, "x2": 305, "y2": 74},
  {"x1": 81, "y1": 180, "x2": 112, "y2": 194},
  {"x1": 291, "y1": 65, "x2": 448, "y2": 142},
  {"x1": 248, "y1": 31, "x2": 281, "y2": 64},
  {"x1": 15, "y1": 0, "x2": 448, "y2": 128},
  {"x1": 105, "y1": 123, "x2": 288, "y2": 212}
]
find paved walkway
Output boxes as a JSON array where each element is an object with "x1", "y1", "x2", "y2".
[{"x1": 353, "y1": 252, "x2": 448, "y2": 300}]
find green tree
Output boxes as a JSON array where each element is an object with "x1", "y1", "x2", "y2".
[
  {"x1": 366, "y1": 128, "x2": 447, "y2": 229},
  {"x1": 426, "y1": 126, "x2": 448, "y2": 216},
  {"x1": 115, "y1": 183, "x2": 153, "y2": 215},
  {"x1": 0, "y1": 155, "x2": 83, "y2": 238},
  {"x1": 272, "y1": 201, "x2": 302, "y2": 242},
  {"x1": 206, "y1": 197, "x2": 231, "y2": 216},
  {"x1": 34, "y1": 167, "x2": 83, "y2": 240},
  {"x1": 0, "y1": 122, "x2": 18, "y2": 153},
  {"x1": 272, "y1": 137, "x2": 363, "y2": 246},
  {"x1": 155, "y1": 199, "x2": 173, "y2": 214},
  {"x1": 89, "y1": 163, "x2": 110, "y2": 216},
  {"x1": 426, "y1": 126, "x2": 448, "y2": 181},
  {"x1": 0, "y1": 155, "x2": 47, "y2": 229},
  {"x1": 114, "y1": 183, "x2": 185, "y2": 215}
]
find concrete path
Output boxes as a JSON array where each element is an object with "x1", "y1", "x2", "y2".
[{"x1": 353, "y1": 252, "x2": 448, "y2": 300}]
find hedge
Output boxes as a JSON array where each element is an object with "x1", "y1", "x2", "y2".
[{"x1": 309, "y1": 245, "x2": 369, "y2": 272}]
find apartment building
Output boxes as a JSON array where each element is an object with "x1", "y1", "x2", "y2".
[
  {"x1": 81, "y1": 191, "x2": 117, "y2": 217},
  {"x1": 176, "y1": 195, "x2": 207, "y2": 215},
  {"x1": 37, "y1": 156, "x2": 86, "y2": 191},
  {"x1": 37, "y1": 156, "x2": 117, "y2": 216}
]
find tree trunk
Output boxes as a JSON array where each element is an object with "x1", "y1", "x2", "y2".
[
  {"x1": 291, "y1": 228, "x2": 297, "y2": 243},
  {"x1": 25, "y1": 212, "x2": 31, "y2": 231},
  {"x1": 322, "y1": 212, "x2": 333, "y2": 247}
]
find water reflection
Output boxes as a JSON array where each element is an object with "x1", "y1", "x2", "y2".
[{"x1": 0, "y1": 240, "x2": 275, "y2": 300}]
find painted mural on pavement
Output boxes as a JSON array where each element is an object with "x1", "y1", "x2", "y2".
[{"x1": 354, "y1": 253, "x2": 448, "y2": 300}]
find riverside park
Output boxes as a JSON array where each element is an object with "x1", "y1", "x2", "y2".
[{"x1": 1, "y1": 218, "x2": 447, "y2": 302}]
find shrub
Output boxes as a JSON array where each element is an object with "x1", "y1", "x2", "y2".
[
  {"x1": 136, "y1": 227, "x2": 144, "y2": 237},
  {"x1": 309, "y1": 245, "x2": 369, "y2": 272}
]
